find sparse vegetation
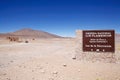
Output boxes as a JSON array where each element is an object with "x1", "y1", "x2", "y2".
[
  {"x1": 25, "y1": 40, "x2": 29, "y2": 43},
  {"x1": 32, "y1": 38, "x2": 35, "y2": 40},
  {"x1": 6, "y1": 36, "x2": 19, "y2": 42}
]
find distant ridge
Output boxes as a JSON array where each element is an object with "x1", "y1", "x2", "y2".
[
  {"x1": 0, "y1": 29, "x2": 120, "y2": 39},
  {"x1": 0, "y1": 28, "x2": 62, "y2": 38}
]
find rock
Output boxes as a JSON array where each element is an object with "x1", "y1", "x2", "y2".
[
  {"x1": 72, "y1": 55, "x2": 76, "y2": 60},
  {"x1": 32, "y1": 77, "x2": 35, "y2": 80},
  {"x1": 52, "y1": 71, "x2": 58, "y2": 74},
  {"x1": 10, "y1": 60, "x2": 14, "y2": 63},
  {"x1": 32, "y1": 70, "x2": 34, "y2": 72},
  {"x1": 6, "y1": 78, "x2": 11, "y2": 80},
  {"x1": 39, "y1": 66, "x2": 43, "y2": 69},
  {"x1": 78, "y1": 69, "x2": 80, "y2": 72},
  {"x1": 41, "y1": 70, "x2": 45, "y2": 73},
  {"x1": 25, "y1": 40, "x2": 29, "y2": 43},
  {"x1": 49, "y1": 77, "x2": 54, "y2": 80},
  {"x1": 0, "y1": 73, "x2": 7, "y2": 76},
  {"x1": 18, "y1": 65, "x2": 22, "y2": 68},
  {"x1": 23, "y1": 66, "x2": 26, "y2": 68},
  {"x1": 63, "y1": 63, "x2": 67, "y2": 67}
]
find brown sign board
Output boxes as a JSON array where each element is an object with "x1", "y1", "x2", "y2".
[{"x1": 83, "y1": 30, "x2": 115, "y2": 52}]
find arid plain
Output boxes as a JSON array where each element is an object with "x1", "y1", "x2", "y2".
[{"x1": 0, "y1": 29, "x2": 120, "y2": 80}]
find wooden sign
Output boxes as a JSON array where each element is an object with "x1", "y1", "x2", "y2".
[{"x1": 83, "y1": 30, "x2": 115, "y2": 52}]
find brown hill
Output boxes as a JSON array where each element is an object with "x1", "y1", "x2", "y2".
[
  {"x1": 0, "y1": 33, "x2": 15, "y2": 38},
  {"x1": 0, "y1": 29, "x2": 120, "y2": 39},
  {"x1": 0, "y1": 28, "x2": 62, "y2": 38}
]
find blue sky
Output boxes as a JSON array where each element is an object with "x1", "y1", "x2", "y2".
[{"x1": 0, "y1": 0, "x2": 120, "y2": 37}]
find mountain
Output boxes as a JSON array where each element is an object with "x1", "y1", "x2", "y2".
[
  {"x1": 0, "y1": 28, "x2": 62, "y2": 38},
  {"x1": 0, "y1": 29, "x2": 120, "y2": 39}
]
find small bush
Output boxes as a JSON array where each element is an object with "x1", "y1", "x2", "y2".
[{"x1": 25, "y1": 41, "x2": 29, "y2": 43}]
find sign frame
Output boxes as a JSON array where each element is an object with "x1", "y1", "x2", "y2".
[{"x1": 83, "y1": 30, "x2": 115, "y2": 52}]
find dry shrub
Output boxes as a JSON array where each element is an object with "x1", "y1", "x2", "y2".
[
  {"x1": 25, "y1": 40, "x2": 29, "y2": 43},
  {"x1": 6, "y1": 36, "x2": 19, "y2": 42},
  {"x1": 32, "y1": 38, "x2": 35, "y2": 40}
]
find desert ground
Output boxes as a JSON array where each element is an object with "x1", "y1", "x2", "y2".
[{"x1": 0, "y1": 38, "x2": 120, "y2": 80}]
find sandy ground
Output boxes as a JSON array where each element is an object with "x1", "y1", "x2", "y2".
[{"x1": 0, "y1": 38, "x2": 120, "y2": 80}]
